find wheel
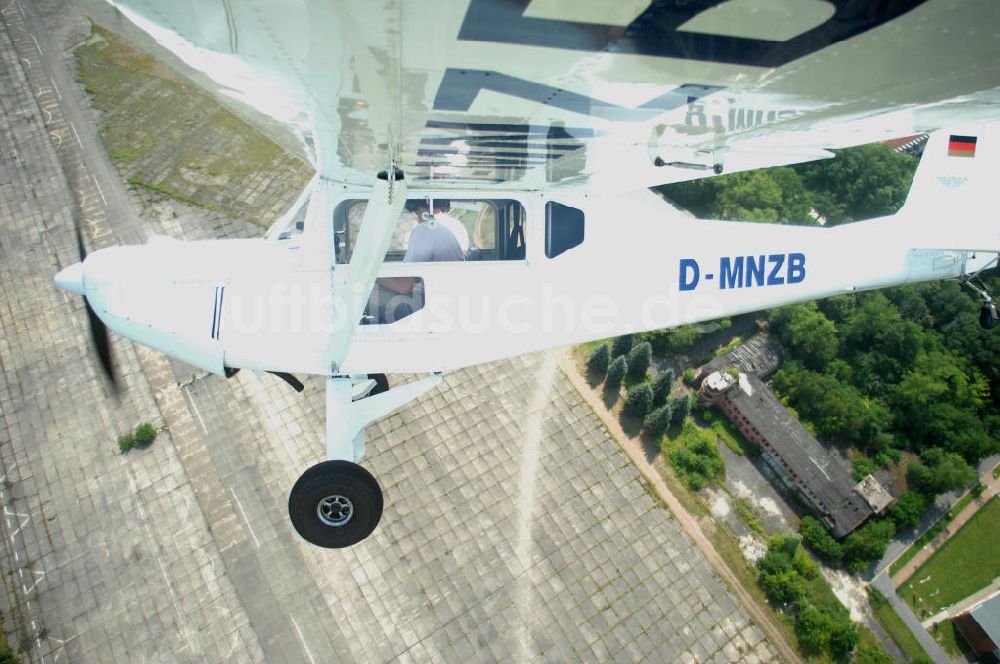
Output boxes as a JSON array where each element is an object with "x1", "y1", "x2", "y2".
[
  {"x1": 368, "y1": 373, "x2": 389, "y2": 397},
  {"x1": 288, "y1": 460, "x2": 383, "y2": 548},
  {"x1": 980, "y1": 306, "x2": 999, "y2": 330}
]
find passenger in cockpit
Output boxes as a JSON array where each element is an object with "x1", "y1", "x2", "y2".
[{"x1": 403, "y1": 199, "x2": 468, "y2": 262}]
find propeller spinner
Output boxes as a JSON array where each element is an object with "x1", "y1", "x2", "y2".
[{"x1": 55, "y1": 217, "x2": 118, "y2": 390}]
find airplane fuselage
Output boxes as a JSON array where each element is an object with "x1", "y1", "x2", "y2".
[{"x1": 74, "y1": 185, "x2": 978, "y2": 379}]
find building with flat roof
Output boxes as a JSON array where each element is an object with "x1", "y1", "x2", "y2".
[
  {"x1": 700, "y1": 368, "x2": 889, "y2": 538},
  {"x1": 700, "y1": 332, "x2": 783, "y2": 381}
]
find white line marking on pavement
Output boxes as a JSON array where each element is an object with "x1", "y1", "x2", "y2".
[
  {"x1": 29, "y1": 33, "x2": 41, "y2": 57},
  {"x1": 290, "y1": 616, "x2": 317, "y2": 664},
  {"x1": 229, "y1": 488, "x2": 261, "y2": 549},
  {"x1": 184, "y1": 385, "x2": 208, "y2": 434},
  {"x1": 224, "y1": 633, "x2": 239, "y2": 661},
  {"x1": 49, "y1": 129, "x2": 62, "y2": 147},
  {"x1": 69, "y1": 121, "x2": 83, "y2": 149},
  {"x1": 49, "y1": 76, "x2": 61, "y2": 100},
  {"x1": 92, "y1": 174, "x2": 107, "y2": 207},
  {"x1": 123, "y1": 470, "x2": 197, "y2": 654}
]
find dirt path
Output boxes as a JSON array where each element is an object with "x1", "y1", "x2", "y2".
[
  {"x1": 557, "y1": 349, "x2": 802, "y2": 664},
  {"x1": 891, "y1": 472, "x2": 1000, "y2": 588}
]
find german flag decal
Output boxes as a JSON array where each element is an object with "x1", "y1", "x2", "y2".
[{"x1": 948, "y1": 135, "x2": 977, "y2": 158}]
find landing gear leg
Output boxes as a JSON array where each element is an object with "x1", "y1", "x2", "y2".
[
  {"x1": 959, "y1": 254, "x2": 1000, "y2": 330},
  {"x1": 288, "y1": 373, "x2": 442, "y2": 548}
]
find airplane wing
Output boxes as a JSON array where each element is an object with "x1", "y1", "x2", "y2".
[{"x1": 82, "y1": 0, "x2": 1000, "y2": 192}]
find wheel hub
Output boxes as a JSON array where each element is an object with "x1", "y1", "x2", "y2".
[{"x1": 317, "y1": 494, "x2": 353, "y2": 527}]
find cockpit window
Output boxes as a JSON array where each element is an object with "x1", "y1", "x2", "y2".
[
  {"x1": 334, "y1": 198, "x2": 526, "y2": 263},
  {"x1": 545, "y1": 201, "x2": 585, "y2": 258}
]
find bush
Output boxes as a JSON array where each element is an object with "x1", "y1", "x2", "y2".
[
  {"x1": 761, "y1": 569, "x2": 807, "y2": 605},
  {"x1": 843, "y1": 518, "x2": 895, "y2": 571},
  {"x1": 624, "y1": 383, "x2": 654, "y2": 418},
  {"x1": 587, "y1": 343, "x2": 610, "y2": 376},
  {"x1": 800, "y1": 515, "x2": 843, "y2": 561},
  {"x1": 134, "y1": 422, "x2": 157, "y2": 446},
  {"x1": 611, "y1": 334, "x2": 633, "y2": 358},
  {"x1": 117, "y1": 433, "x2": 136, "y2": 453},
  {"x1": 828, "y1": 621, "x2": 860, "y2": 660},
  {"x1": 652, "y1": 369, "x2": 674, "y2": 406},
  {"x1": 852, "y1": 456, "x2": 877, "y2": 482},
  {"x1": 606, "y1": 356, "x2": 627, "y2": 390},
  {"x1": 669, "y1": 394, "x2": 691, "y2": 425},
  {"x1": 907, "y1": 447, "x2": 977, "y2": 497},
  {"x1": 889, "y1": 490, "x2": 926, "y2": 530},
  {"x1": 682, "y1": 367, "x2": 697, "y2": 386},
  {"x1": 795, "y1": 604, "x2": 832, "y2": 654},
  {"x1": 668, "y1": 422, "x2": 724, "y2": 489},
  {"x1": 643, "y1": 404, "x2": 673, "y2": 438},
  {"x1": 626, "y1": 341, "x2": 652, "y2": 378}
]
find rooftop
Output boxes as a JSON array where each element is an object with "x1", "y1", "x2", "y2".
[
  {"x1": 724, "y1": 373, "x2": 872, "y2": 538},
  {"x1": 703, "y1": 332, "x2": 784, "y2": 380}
]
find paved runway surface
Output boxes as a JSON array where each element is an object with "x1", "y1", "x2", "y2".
[{"x1": 0, "y1": 1, "x2": 781, "y2": 661}]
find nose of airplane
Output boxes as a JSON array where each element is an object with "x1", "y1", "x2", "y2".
[{"x1": 55, "y1": 261, "x2": 85, "y2": 295}]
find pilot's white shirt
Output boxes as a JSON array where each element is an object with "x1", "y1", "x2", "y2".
[{"x1": 434, "y1": 212, "x2": 470, "y2": 254}]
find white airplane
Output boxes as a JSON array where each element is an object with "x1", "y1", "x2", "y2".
[{"x1": 55, "y1": 0, "x2": 1000, "y2": 548}]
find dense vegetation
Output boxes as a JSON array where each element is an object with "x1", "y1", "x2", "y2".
[
  {"x1": 666, "y1": 422, "x2": 725, "y2": 490},
  {"x1": 663, "y1": 142, "x2": 997, "y2": 569},
  {"x1": 661, "y1": 143, "x2": 918, "y2": 226},
  {"x1": 757, "y1": 534, "x2": 862, "y2": 660}
]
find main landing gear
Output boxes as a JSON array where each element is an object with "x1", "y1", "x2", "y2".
[
  {"x1": 287, "y1": 372, "x2": 441, "y2": 548},
  {"x1": 289, "y1": 460, "x2": 383, "y2": 548},
  {"x1": 960, "y1": 254, "x2": 1000, "y2": 330}
]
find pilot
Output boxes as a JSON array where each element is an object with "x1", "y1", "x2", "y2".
[{"x1": 403, "y1": 199, "x2": 468, "y2": 262}]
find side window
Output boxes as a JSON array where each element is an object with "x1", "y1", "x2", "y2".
[
  {"x1": 362, "y1": 277, "x2": 425, "y2": 325},
  {"x1": 545, "y1": 201, "x2": 584, "y2": 258},
  {"x1": 334, "y1": 198, "x2": 526, "y2": 262}
]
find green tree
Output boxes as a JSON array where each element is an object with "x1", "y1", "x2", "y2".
[
  {"x1": 611, "y1": 334, "x2": 633, "y2": 358},
  {"x1": 828, "y1": 620, "x2": 860, "y2": 660},
  {"x1": 889, "y1": 490, "x2": 926, "y2": 530},
  {"x1": 669, "y1": 394, "x2": 691, "y2": 425},
  {"x1": 795, "y1": 604, "x2": 832, "y2": 655},
  {"x1": 623, "y1": 383, "x2": 654, "y2": 418},
  {"x1": 587, "y1": 343, "x2": 610, "y2": 376},
  {"x1": 761, "y1": 569, "x2": 807, "y2": 605},
  {"x1": 907, "y1": 448, "x2": 977, "y2": 496},
  {"x1": 893, "y1": 350, "x2": 987, "y2": 447},
  {"x1": 797, "y1": 143, "x2": 917, "y2": 224},
  {"x1": 771, "y1": 363, "x2": 883, "y2": 447},
  {"x1": 769, "y1": 303, "x2": 839, "y2": 371},
  {"x1": 643, "y1": 404, "x2": 673, "y2": 438},
  {"x1": 606, "y1": 356, "x2": 626, "y2": 391},
  {"x1": 843, "y1": 519, "x2": 895, "y2": 571},
  {"x1": 652, "y1": 369, "x2": 675, "y2": 406},
  {"x1": 626, "y1": 341, "x2": 652, "y2": 379},
  {"x1": 668, "y1": 423, "x2": 725, "y2": 489},
  {"x1": 852, "y1": 456, "x2": 877, "y2": 482},
  {"x1": 799, "y1": 515, "x2": 843, "y2": 561}
]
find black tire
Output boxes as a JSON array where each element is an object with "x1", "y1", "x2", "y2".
[
  {"x1": 288, "y1": 460, "x2": 383, "y2": 548},
  {"x1": 367, "y1": 373, "x2": 389, "y2": 397},
  {"x1": 980, "y1": 307, "x2": 999, "y2": 330}
]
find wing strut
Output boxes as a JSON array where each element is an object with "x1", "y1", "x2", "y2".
[{"x1": 321, "y1": 169, "x2": 406, "y2": 372}]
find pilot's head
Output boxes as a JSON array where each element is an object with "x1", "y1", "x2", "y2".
[
  {"x1": 432, "y1": 199, "x2": 451, "y2": 213},
  {"x1": 405, "y1": 199, "x2": 428, "y2": 214}
]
